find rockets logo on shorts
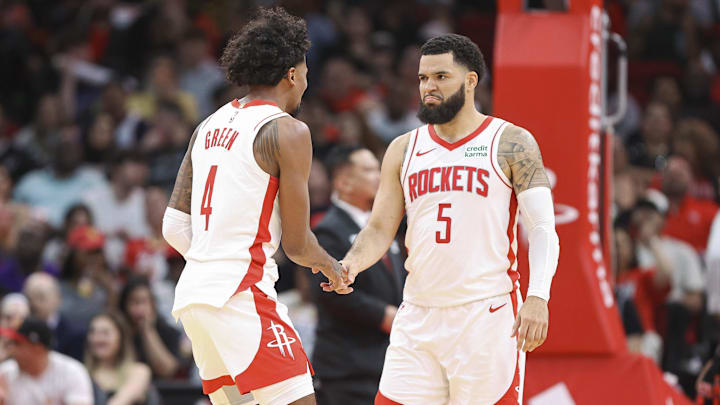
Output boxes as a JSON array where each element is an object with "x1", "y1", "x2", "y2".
[{"x1": 267, "y1": 321, "x2": 296, "y2": 359}]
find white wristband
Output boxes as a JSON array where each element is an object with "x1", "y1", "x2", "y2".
[{"x1": 162, "y1": 207, "x2": 192, "y2": 256}]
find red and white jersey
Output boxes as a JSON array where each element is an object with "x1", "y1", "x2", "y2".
[
  {"x1": 400, "y1": 116, "x2": 519, "y2": 307},
  {"x1": 173, "y1": 100, "x2": 288, "y2": 315}
]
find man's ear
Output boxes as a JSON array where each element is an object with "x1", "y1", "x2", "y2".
[
  {"x1": 466, "y1": 71, "x2": 478, "y2": 92},
  {"x1": 287, "y1": 67, "x2": 297, "y2": 86}
]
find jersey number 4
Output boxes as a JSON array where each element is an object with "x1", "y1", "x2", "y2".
[
  {"x1": 201, "y1": 165, "x2": 218, "y2": 231},
  {"x1": 436, "y1": 203, "x2": 452, "y2": 243}
]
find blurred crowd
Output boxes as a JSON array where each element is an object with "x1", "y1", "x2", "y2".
[{"x1": 0, "y1": 0, "x2": 719, "y2": 403}]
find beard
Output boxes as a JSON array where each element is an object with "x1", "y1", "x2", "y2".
[{"x1": 417, "y1": 84, "x2": 466, "y2": 124}]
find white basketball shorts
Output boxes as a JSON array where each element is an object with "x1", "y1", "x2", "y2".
[
  {"x1": 376, "y1": 290, "x2": 525, "y2": 405},
  {"x1": 178, "y1": 286, "x2": 314, "y2": 404}
]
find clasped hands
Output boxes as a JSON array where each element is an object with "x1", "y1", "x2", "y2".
[{"x1": 312, "y1": 260, "x2": 356, "y2": 295}]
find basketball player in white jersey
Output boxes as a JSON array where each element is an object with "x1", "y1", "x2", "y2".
[
  {"x1": 161, "y1": 8, "x2": 350, "y2": 405},
  {"x1": 334, "y1": 34, "x2": 561, "y2": 404}
]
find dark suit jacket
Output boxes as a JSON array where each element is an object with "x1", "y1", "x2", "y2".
[
  {"x1": 53, "y1": 314, "x2": 87, "y2": 361},
  {"x1": 310, "y1": 203, "x2": 406, "y2": 380}
]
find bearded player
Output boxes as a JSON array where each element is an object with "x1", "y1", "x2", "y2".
[
  {"x1": 335, "y1": 34, "x2": 560, "y2": 404},
  {"x1": 162, "y1": 8, "x2": 350, "y2": 405}
]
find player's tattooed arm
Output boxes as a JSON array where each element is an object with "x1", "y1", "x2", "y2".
[
  {"x1": 497, "y1": 125, "x2": 551, "y2": 195},
  {"x1": 168, "y1": 126, "x2": 201, "y2": 214},
  {"x1": 253, "y1": 119, "x2": 281, "y2": 177}
]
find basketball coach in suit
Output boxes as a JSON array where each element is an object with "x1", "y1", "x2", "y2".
[{"x1": 309, "y1": 145, "x2": 406, "y2": 405}]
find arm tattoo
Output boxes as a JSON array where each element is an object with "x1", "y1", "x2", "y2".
[
  {"x1": 497, "y1": 126, "x2": 551, "y2": 195},
  {"x1": 253, "y1": 120, "x2": 281, "y2": 167},
  {"x1": 168, "y1": 126, "x2": 200, "y2": 214}
]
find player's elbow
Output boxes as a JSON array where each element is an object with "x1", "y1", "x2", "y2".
[{"x1": 281, "y1": 235, "x2": 308, "y2": 262}]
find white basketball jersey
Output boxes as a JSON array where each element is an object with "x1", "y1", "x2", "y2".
[
  {"x1": 400, "y1": 116, "x2": 519, "y2": 307},
  {"x1": 173, "y1": 99, "x2": 288, "y2": 315}
]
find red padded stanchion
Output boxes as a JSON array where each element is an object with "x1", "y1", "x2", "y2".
[{"x1": 494, "y1": 0, "x2": 693, "y2": 403}]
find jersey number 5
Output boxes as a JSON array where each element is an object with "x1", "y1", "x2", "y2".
[
  {"x1": 436, "y1": 203, "x2": 452, "y2": 243},
  {"x1": 201, "y1": 165, "x2": 218, "y2": 231}
]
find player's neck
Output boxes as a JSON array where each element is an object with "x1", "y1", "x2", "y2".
[
  {"x1": 244, "y1": 88, "x2": 290, "y2": 112},
  {"x1": 433, "y1": 105, "x2": 486, "y2": 143}
]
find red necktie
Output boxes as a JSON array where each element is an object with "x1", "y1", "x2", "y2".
[{"x1": 381, "y1": 253, "x2": 394, "y2": 274}]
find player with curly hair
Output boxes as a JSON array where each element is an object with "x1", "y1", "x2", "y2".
[{"x1": 162, "y1": 7, "x2": 351, "y2": 405}]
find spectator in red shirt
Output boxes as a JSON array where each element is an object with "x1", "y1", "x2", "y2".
[
  {"x1": 661, "y1": 156, "x2": 719, "y2": 253},
  {"x1": 615, "y1": 222, "x2": 671, "y2": 334},
  {"x1": 614, "y1": 215, "x2": 671, "y2": 363}
]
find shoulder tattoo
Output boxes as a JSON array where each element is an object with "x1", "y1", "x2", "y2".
[
  {"x1": 168, "y1": 126, "x2": 201, "y2": 213},
  {"x1": 253, "y1": 120, "x2": 281, "y2": 168},
  {"x1": 497, "y1": 126, "x2": 551, "y2": 195}
]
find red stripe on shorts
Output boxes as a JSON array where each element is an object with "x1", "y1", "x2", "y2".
[
  {"x1": 235, "y1": 176, "x2": 279, "y2": 294},
  {"x1": 201, "y1": 375, "x2": 235, "y2": 395},
  {"x1": 233, "y1": 286, "x2": 313, "y2": 394},
  {"x1": 495, "y1": 291, "x2": 521, "y2": 404},
  {"x1": 375, "y1": 390, "x2": 404, "y2": 405}
]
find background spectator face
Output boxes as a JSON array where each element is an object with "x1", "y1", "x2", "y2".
[
  {"x1": 35, "y1": 94, "x2": 62, "y2": 132},
  {"x1": 23, "y1": 273, "x2": 61, "y2": 322},
  {"x1": 101, "y1": 83, "x2": 128, "y2": 121},
  {"x1": 52, "y1": 127, "x2": 83, "y2": 176},
  {"x1": 0, "y1": 294, "x2": 29, "y2": 330},
  {"x1": 143, "y1": 101, "x2": 187, "y2": 152},
  {"x1": 14, "y1": 222, "x2": 48, "y2": 267},
  {"x1": 652, "y1": 77, "x2": 682, "y2": 112},
  {"x1": 112, "y1": 155, "x2": 148, "y2": 190},
  {"x1": 614, "y1": 172, "x2": 638, "y2": 211},
  {"x1": 369, "y1": 34, "x2": 396, "y2": 77},
  {"x1": 149, "y1": 57, "x2": 179, "y2": 99},
  {"x1": 124, "y1": 282, "x2": 156, "y2": 326},
  {"x1": 614, "y1": 228, "x2": 635, "y2": 273},
  {"x1": 87, "y1": 313, "x2": 128, "y2": 365},
  {"x1": 322, "y1": 58, "x2": 356, "y2": 101},
  {"x1": 345, "y1": 7, "x2": 371, "y2": 42},
  {"x1": 63, "y1": 204, "x2": 93, "y2": 234},
  {"x1": 87, "y1": 113, "x2": 115, "y2": 155},
  {"x1": 662, "y1": 156, "x2": 693, "y2": 199},
  {"x1": 630, "y1": 204, "x2": 664, "y2": 241},
  {"x1": 179, "y1": 30, "x2": 208, "y2": 68},
  {"x1": 9, "y1": 321, "x2": 51, "y2": 375},
  {"x1": 335, "y1": 149, "x2": 381, "y2": 204},
  {"x1": 642, "y1": 102, "x2": 673, "y2": 144},
  {"x1": 64, "y1": 226, "x2": 106, "y2": 281}
]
